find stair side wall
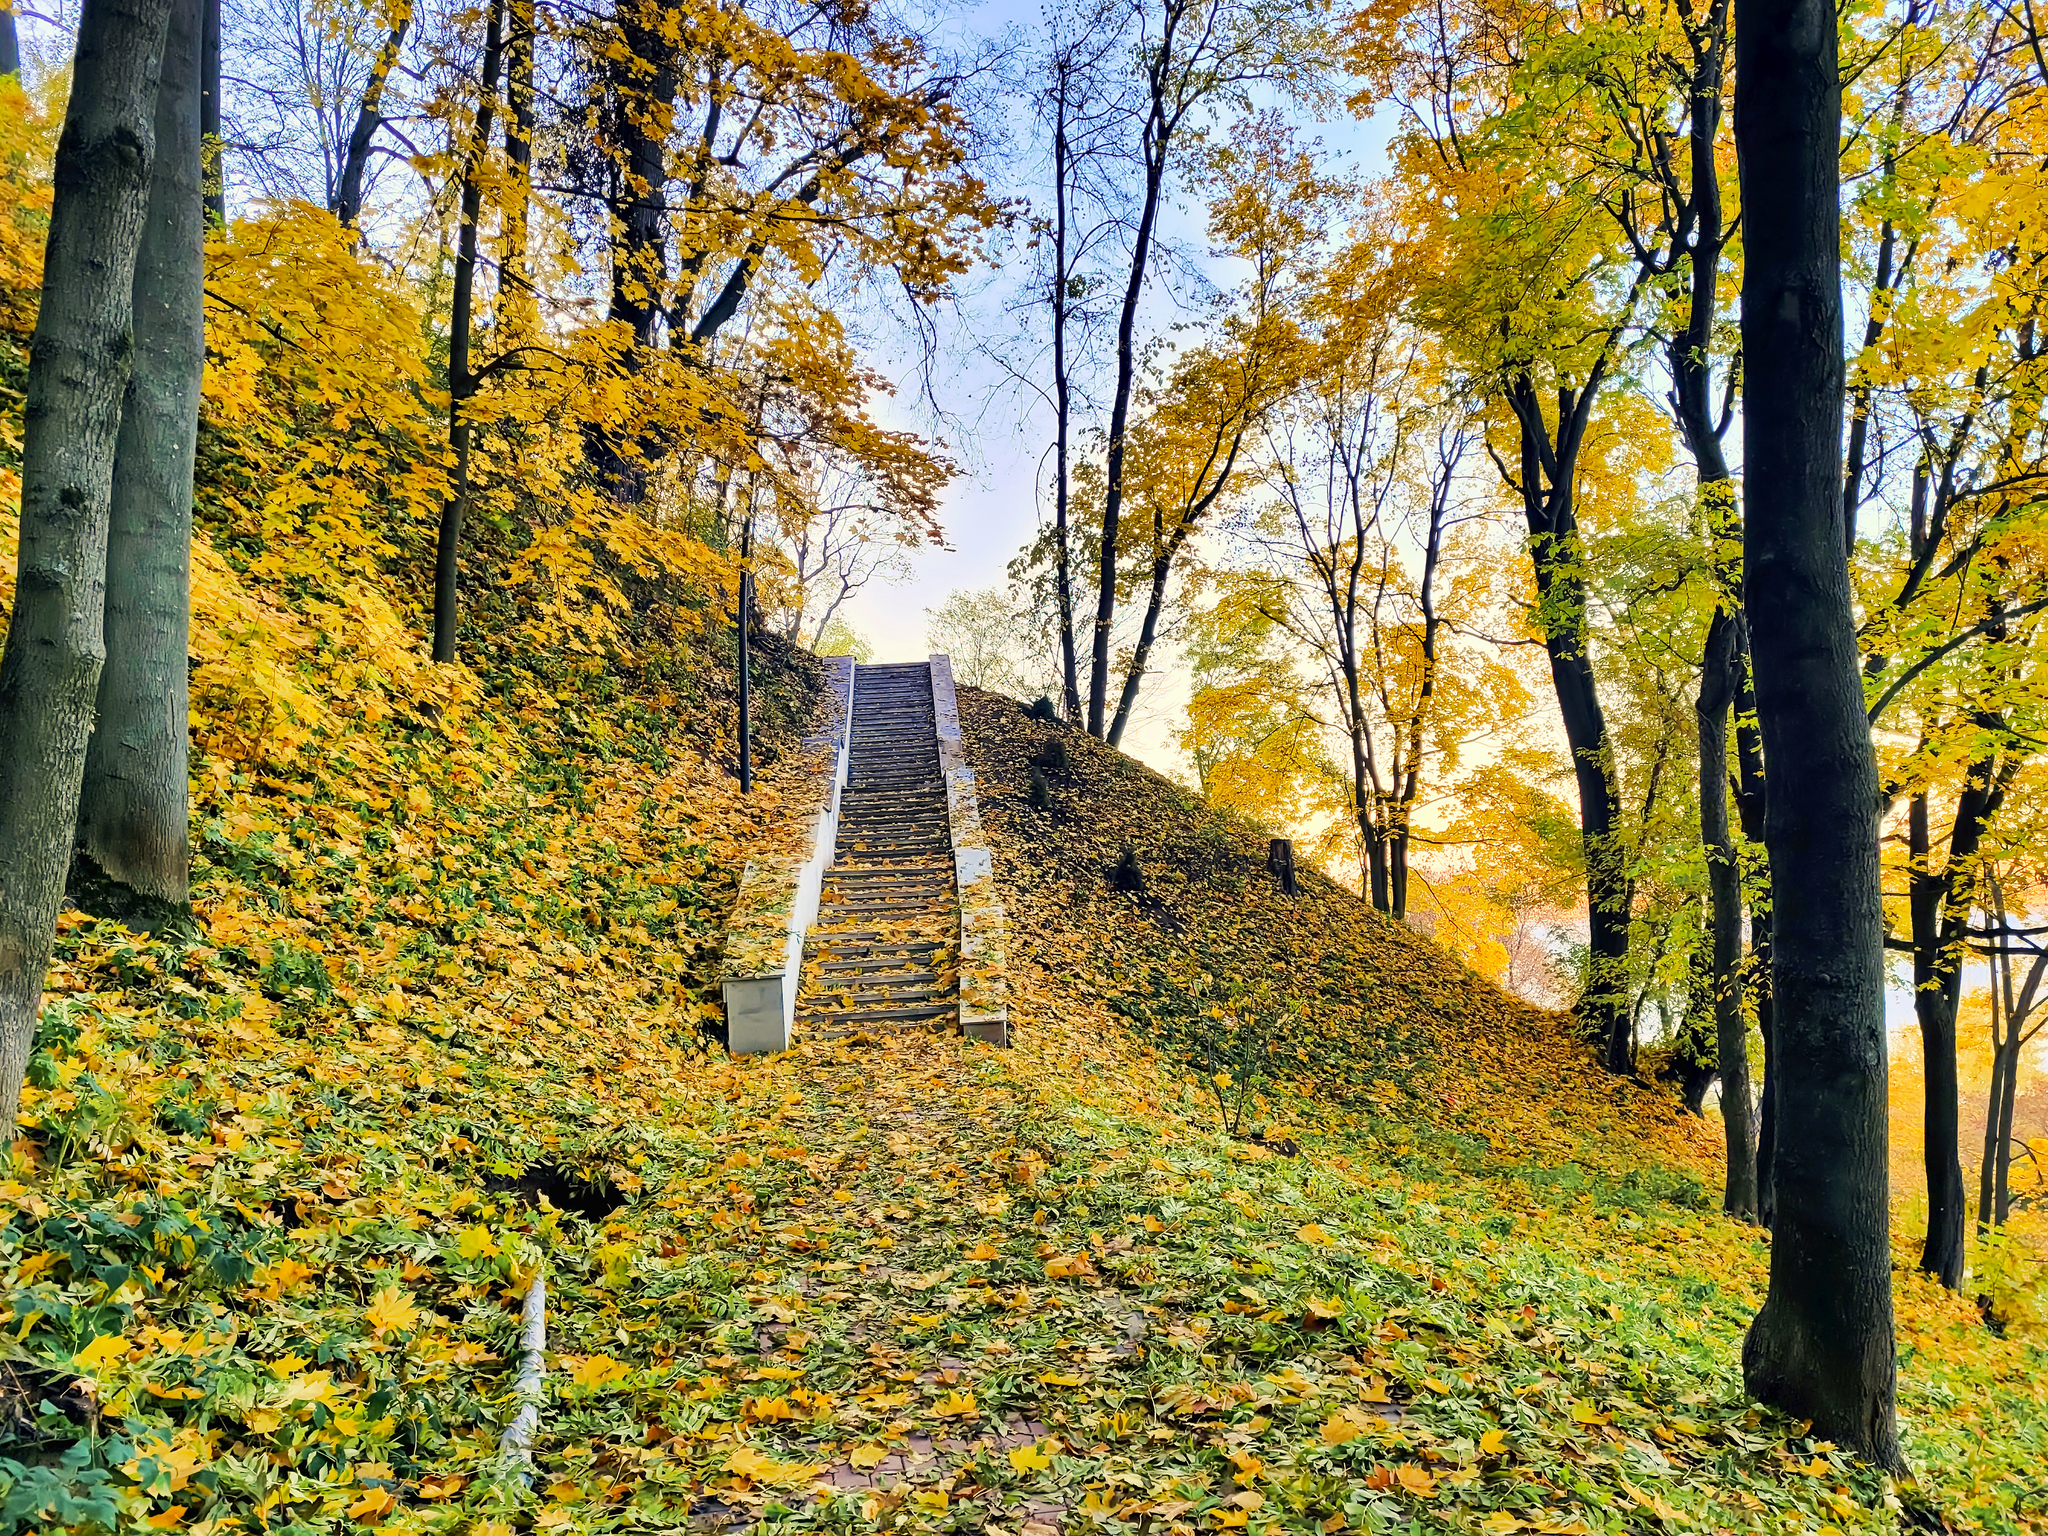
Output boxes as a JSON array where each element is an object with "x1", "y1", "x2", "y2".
[
  {"x1": 929, "y1": 654, "x2": 1011, "y2": 1045},
  {"x1": 721, "y1": 654, "x2": 855, "y2": 1053}
]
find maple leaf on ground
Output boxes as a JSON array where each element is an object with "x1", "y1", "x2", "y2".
[{"x1": 363, "y1": 1288, "x2": 418, "y2": 1338}]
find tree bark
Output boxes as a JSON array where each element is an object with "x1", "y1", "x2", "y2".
[
  {"x1": 201, "y1": 0, "x2": 221, "y2": 222},
  {"x1": 1087, "y1": 0, "x2": 1192, "y2": 738},
  {"x1": 502, "y1": 0, "x2": 535, "y2": 337},
  {"x1": 1508, "y1": 381, "x2": 1631, "y2": 1072},
  {"x1": 1734, "y1": 0, "x2": 1901, "y2": 1466},
  {"x1": 1105, "y1": 424, "x2": 1247, "y2": 747},
  {"x1": 431, "y1": 0, "x2": 504, "y2": 664},
  {"x1": 80, "y1": 0, "x2": 205, "y2": 908},
  {"x1": 1698, "y1": 608, "x2": 1756, "y2": 1218},
  {"x1": 332, "y1": 5, "x2": 411, "y2": 229},
  {"x1": 585, "y1": 0, "x2": 678, "y2": 502},
  {"x1": 0, "y1": 0, "x2": 174, "y2": 1138},
  {"x1": 1049, "y1": 63, "x2": 1083, "y2": 723},
  {"x1": 1729, "y1": 622, "x2": 1775, "y2": 1224},
  {"x1": 0, "y1": 10, "x2": 18, "y2": 77},
  {"x1": 1977, "y1": 1000, "x2": 2009, "y2": 1231},
  {"x1": 1907, "y1": 746, "x2": 2011, "y2": 1287}
]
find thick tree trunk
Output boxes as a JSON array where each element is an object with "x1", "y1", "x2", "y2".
[
  {"x1": 0, "y1": 0, "x2": 173, "y2": 1138},
  {"x1": 1698, "y1": 607, "x2": 1756, "y2": 1218},
  {"x1": 0, "y1": 11, "x2": 18, "y2": 76},
  {"x1": 80, "y1": 0, "x2": 205, "y2": 908},
  {"x1": 1734, "y1": 0, "x2": 1901, "y2": 1467},
  {"x1": 431, "y1": 0, "x2": 504, "y2": 664}
]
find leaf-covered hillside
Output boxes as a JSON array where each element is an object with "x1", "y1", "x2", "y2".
[
  {"x1": 4, "y1": 647, "x2": 2046, "y2": 1535},
  {"x1": 954, "y1": 687, "x2": 1718, "y2": 1193}
]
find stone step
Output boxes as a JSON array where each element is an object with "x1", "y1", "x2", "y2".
[
  {"x1": 799, "y1": 1002, "x2": 956, "y2": 1025},
  {"x1": 795, "y1": 659, "x2": 978, "y2": 1044}
]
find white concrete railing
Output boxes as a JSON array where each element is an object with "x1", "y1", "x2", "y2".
[
  {"x1": 719, "y1": 655, "x2": 854, "y2": 1054},
  {"x1": 929, "y1": 654, "x2": 1011, "y2": 1046}
]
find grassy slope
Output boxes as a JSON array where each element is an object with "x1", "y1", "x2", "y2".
[{"x1": 4, "y1": 654, "x2": 2043, "y2": 1536}]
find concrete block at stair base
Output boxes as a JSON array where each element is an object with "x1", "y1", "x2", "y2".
[
  {"x1": 723, "y1": 975, "x2": 788, "y2": 1055},
  {"x1": 961, "y1": 1010, "x2": 1010, "y2": 1047},
  {"x1": 718, "y1": 655, "x2": 852, "y2": 1051}
]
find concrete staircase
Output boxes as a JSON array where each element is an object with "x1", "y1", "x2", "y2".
[{"x1": 796, "y1": 662, "x2": 960, "y2": 1037}]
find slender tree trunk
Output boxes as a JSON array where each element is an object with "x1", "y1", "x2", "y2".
[
  {"x1": 333, "y1": 5, "x2": 411, "y2": 229},
  {"x1": 1106, "y1": 551, "x2": 1173, "y2": 747},
  {"x1": 1507, "y1": 382, "x2": 1632, "y2": 1071},
  {"x1": 1730, "y1": 624, "x2": 1776, "y2": 1224},
  {"x1": 1699, "y1": 608, "x2": 1756, "y2": 1217},
  {"x1": 430, "y1": 0, "x2": 504, "y2": 665},
  {"x1": 1907, "y1": 791, "x2": 1966, "y2": 1287},
  {"x1": 738, "y1": 521, "x2": 753, "y2": 793},
  {"x1": 1994, "y1": 1036, "x2": 2018, "y2": 1222},
  {"x1": 1050, "y1": 86, "x2": 1082, "y2": 722},
  {"x1": 1735, "y1": 0, "x2": 1901, "y2": 1465},
  {"x1": 1341, "y1": 658, "x2": 1390, "y2": 915},
  {"x1": 1087, "y1": 6, "x2": 1182, "y2": 738},
  {"x1": 1107, "y1": 449, "x2": 1243, "y2": 746},
  {"x1": 80, "y1": 0, "x2": 204, "y2": 909},
  {"x1": 1977, "y1": 1011, "x2": 2007, "y2": 1232},
  {"x1": 1907, "y1": 749, "x2": 2009, "y2": 1287},
  {"x1": 201, "y1": 0, "x2": 221, "y2": 222},
  {"x1": 0, "y1": 11, "x2": 18, "y2": 76},
  {"x1": 587, "y1": 0, "x2": 678, "y2": 501},
  {"x1": 0, "y1": 0, "x2": 174, "y2": 1138},
  {"x1": 1536, "y1": 563, "x2": 1630, "y2": 1069},
  {"x1": 502, "y1": 0, "x2": 535, "y2": 338}
]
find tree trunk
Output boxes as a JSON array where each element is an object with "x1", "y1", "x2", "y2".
[
  {"x1": 501, "y1": 0, "x2": 535, "y2": 338},
  {"x1": 0, "y1": 0, "x2": 174, "y2": 1138},
  {"x1": 332, "y1": 5, "x2": 411, "y2": 229},
  {"x1": 430, "y1": 0, "x2": 504, "y2": 664},
  {"x1": 1907, "y1": 748, "x2": 2010, "y2": 1287},
  {"x1": 1049, "y1": 82, "x2": 1082, "y2": 723},
  {"x1": 1734, "y1": 0, "x2": 1901, "y2": 1466},
  {"x1": 1698, "y1": 607, "x2": 1756, "y2": 1218},
  {"x1": 1507, "y1": 383, "x2": 1631, "y2": 1072},
  {"x1": 0, "y1": 11, "x2": 17, "y2": 76},
  {"x1": 586, "y1": 0, "x2": 678, "y2": 502},
  {"x1": 1087, "y1": 1, "x2": 1186, "y2": 738},
  {"x1": 201, "y1": 0, "x2": 221, "y2": 222},
  {"x1": 1994, "y1": 1036, "x2": 2018, "y2": 1222},
  {"x1": 1730, "y1": 622, "x2": 1775, "y2": 1225},
  {"x1": 1545, "y1": 598, "x2": 1630, "y2": 1070},
  {"x1": 1907, "y1": 790, "x2": 1964, "y2": 1287},
  {"x1": 1977, "y1": 1029, "x2": 2008, "y2": 1232},
  {"x1": 80, "y1": 0, "x2": 205, "y2": 909}
]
